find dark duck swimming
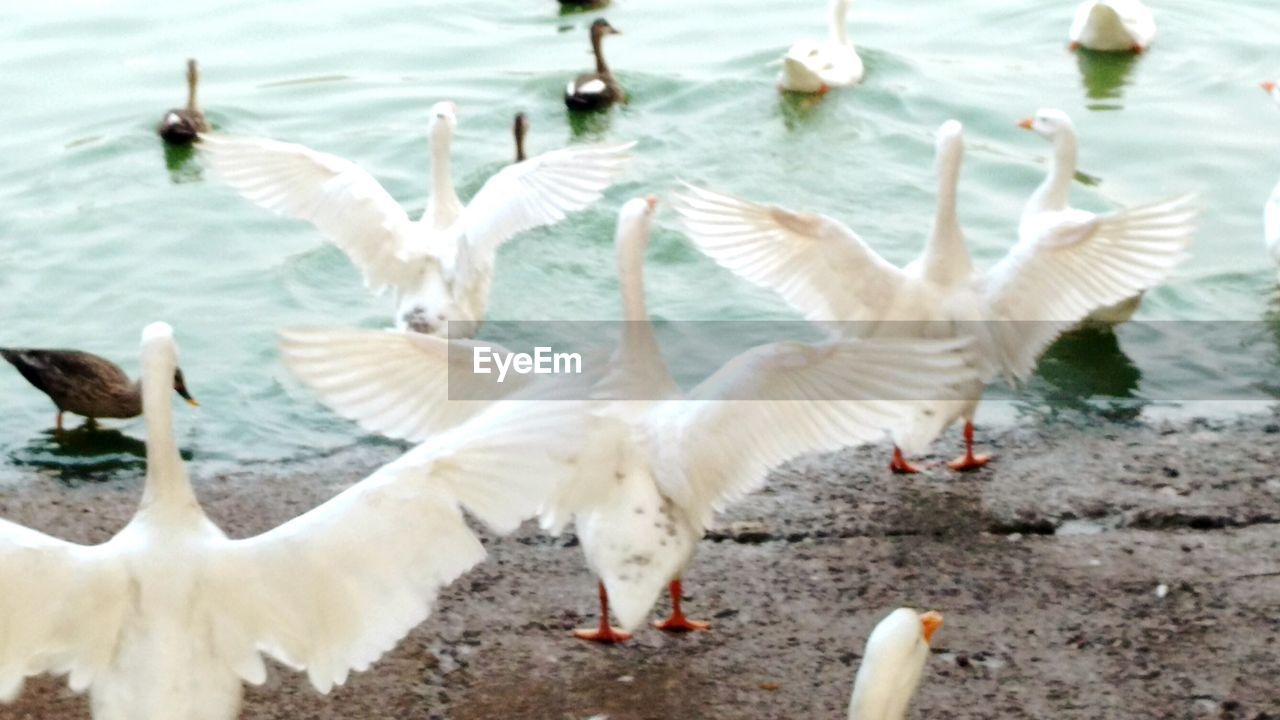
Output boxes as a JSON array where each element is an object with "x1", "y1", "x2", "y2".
[
  {"x1": 157, "y1": 58, "x2": 210, "y2": 145},
  {"x1": 565, "y1": 19, "x2": 624, "y2": 112}
]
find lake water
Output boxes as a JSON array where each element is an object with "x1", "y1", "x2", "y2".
[{"x1": 1, "y1": 0, "x2": 1278, "y2": 483}]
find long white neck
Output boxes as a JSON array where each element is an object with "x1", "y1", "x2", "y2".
[
  {"x1": 612, "y1": 209, "x2": 679, "y2": 399},
  {"x1": 829, "y1": 0, "x2": 852, "y2": 45},
  {"x1": 920, "y1": 131, "x2": 972, "y2": 286},
  {"x1": 427, "y1": 123, "x2": 463, "y2": 228},
  {"x1": 140, "y1": 351, "x2": 196, "y2": 511},
  {"x1": 1027, "y1": 126, "x2": 1078, "y2": 215}
]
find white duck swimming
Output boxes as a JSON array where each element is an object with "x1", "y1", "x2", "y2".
[
  {"x1": 1069, "y1": 0, "x2": 1156, "y2": 53},
  {"x1": 280, "y1": 197, "x2": 975, "y2": 643},
  {"x1": 676, "y1": 120, "x2": 1196, "y2": 473},
  {"x1": 847, "y1": 608, "x2": 942, "y2": 720},
  {"x1": 780, "y1": 0, "x2": 864, "y2": 94},
  {"x1": 1263, "y1": 81, "x2": 1280, "y2": 273},
  {"x1": 202, "y1": 101, "x2": 633, "y2": 337},
  {"x1": 0, "y1": 322, "x2": 594, "y2": 719}
]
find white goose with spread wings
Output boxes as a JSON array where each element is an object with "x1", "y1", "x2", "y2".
[
  {"x1": 676, "y1": 119, "x2": 1196, "y2": 473},
  {"x1": 0, "y1": 322, "x2": 595, "y2": 719},
  {"x1": 202, "y1": 101, "x2": 633, "y2": 337},
  {"x1": 280, "y1": 196, "x2": 975, "y2": 643}
]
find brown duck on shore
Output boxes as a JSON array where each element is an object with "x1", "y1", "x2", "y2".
[
  {"x1": 1, "y1": 347, "x2": 197, "y2": 431},
  {"x1": 513, "y1": 112, "x2": 529, "y2": 163},
  {"x1": 565, "y1": 19, "x2": 624, "y2": 112},
  {"x1": 157, "y1": 59, "x2": 210, "y2": 145}
]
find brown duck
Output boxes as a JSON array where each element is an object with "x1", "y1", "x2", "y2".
[
  {"x1": 564, "y1": 19, "x2": 624, "y2": 112},
  {"x1": 1, "y1": 348, "x2": 197, "y2": 431},
  {"x1": 157, "y1": 59, "x2": 210, "y2": 145}
]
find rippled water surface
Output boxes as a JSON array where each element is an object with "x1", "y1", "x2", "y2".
[{"x1": 1, "y1": 0, "x2": 1278, "y2": 482}]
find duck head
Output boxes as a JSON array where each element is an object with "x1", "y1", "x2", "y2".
[
  {"x1": 173, "y1": 367, "x2": 198, "y2": 406},
  {"x1": 847, "y1": 608, "x2": 942, "y2": 720},
  {"x1": 590, "y1": 18, "x2": 620, "y2": 40}
]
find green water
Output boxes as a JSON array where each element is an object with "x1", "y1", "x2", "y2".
[{"x1": 1, "y1": 0, "x2": 1278, "y2": 483}]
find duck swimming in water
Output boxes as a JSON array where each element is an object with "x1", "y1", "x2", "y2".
[
  {"x1": 1, "y1": 346, "x2": 196, "y2": 432},
  {"x1": 565, "y1": 19, "x2": 624, "y2": 112},
  {"x1": 157, "y1": 59, "x2": 210, "y2": 145}
]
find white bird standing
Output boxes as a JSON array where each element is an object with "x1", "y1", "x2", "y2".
[
  {"x1": 779, "y1": 0, "x2": 864, "y2": 94},
  {"x1": 676, "y1": 119, "x2": 1196, "y2": 473},
  {"x1": 201, "y1": 101, "x2": 634, "y2": 337},
  {"x1": 280, "y1": 197, "x2": 975, "y2": 643},
  {"x1": 1263, "y1": 80, "x2": 1280, "y2": 273},
  {"x1": 847, "y1": 608, "x2": 942, "y2": 720},
  {"x1": 0, "y1": 322, "x2": 595, "y2": 719},
  {"x1": 1069, "y1": 0, "x2": 1156, "y2": 53}
]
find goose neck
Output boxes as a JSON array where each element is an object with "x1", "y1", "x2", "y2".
[{"x1": 830, "y1": 0, "x2": 852, "y2": 45}]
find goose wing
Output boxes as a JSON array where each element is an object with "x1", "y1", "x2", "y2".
[
  {"x1": 205, "y1": 400, "x2": 593, "y2": 694},
  {"x1": 201, "y1": 134, "x2": 420, "y2": 291},
  {"x1": 0, "y1": 521, "x2": 128, "y2": 701},
  {"x1": 458, "y1": 142, "x2": 634, "y2": 267},
  {"x1": 983, "y1": 194, "x2": 1196, "y2": 380},
  {"x1": 642, "y1": 336, "x2": 973, "y2": 530},
  {"x1": 674, "y1": 184, "x2": 907, "y2": 325},
  {"x1": 280, "y1": 327, "x2": 524, "y2": 443}
]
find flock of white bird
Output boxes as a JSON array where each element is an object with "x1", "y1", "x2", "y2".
[{"x1": 3, "y1": 0, "x2": 1277, "y2": 718}]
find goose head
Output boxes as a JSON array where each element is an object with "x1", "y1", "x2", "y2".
[
  {"x1": 616, "y1": 195, "x2": 658, "y2": 258},
  {"x1": 847, "y1": 608, "x2": 942, "y2": 720},
  {"x1": 935, "y1": 119, "x2": 964, "y2": 167},
  {"x1": 1018, "y1": 107, "x2": 1074, "y2": 141},
  {"x1": 430, "y1": 100, "x2": 458, "y2": 143}
]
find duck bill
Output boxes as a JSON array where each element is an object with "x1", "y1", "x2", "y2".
[
  {"x1": 1017, "y1": 118, "x2": 1034, "y2": 130},
  {"x1": 1262, "y1": 81, "x2": 1277, "y2": 93},
  {"x1": 178, "y1": 388, "x2": 199, "y2": 407},
  {"x1": 920, "y1": 611, "x2": 943, "y2": 644}
]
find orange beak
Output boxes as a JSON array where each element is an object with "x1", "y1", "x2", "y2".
[
  {"x1": 185, "y1": 397, "x2": 200, "y2": 407},
  {"x1": 1017, "y1": 117, "x2": 1034, "y2": 130},
  {"x1": 645, "y1": 195, "x2": 658, "y2": 210},
  {"x1": 1262, "y1": 81, "x2": 1277, "y2": 94},
  {"x1": 920, "y1": 611, "x2": 943, "y2": 644}
]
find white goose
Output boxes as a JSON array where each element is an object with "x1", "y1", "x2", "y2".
[
  {"x1": 1069, "y1": 0, "x2": 1156, "y2": 53},
  {"x1": 280, "y1": 197, "x2": 975, "y2": 643},
  {"x1": 0, "y1": 322, "x2": 594, "y2": 719},
  {"x1": 676, "y1": 120, "x2": 1196, "y2": 473},
  {"x1": 201, "y1": 101, "x2": 633, "y2": 337},
  {"x1": 847, "y1": 608, "x2": 942, "y2": 720},
  {"x1": 1017, "y1": 108, "x2": 1154, "y2": 325},
  {"x1": 780, "y1": 0, "x2": 864, "y2": 94},
  {"x1": 1263, "y1": 80, "x2": 1280, "y2": 273}
]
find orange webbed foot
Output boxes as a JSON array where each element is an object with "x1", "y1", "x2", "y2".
[
  {"x1": 946, "y1": 453, "x2": 991, "y2": 472},
  {"x1": 889, "y1": 447, "x2": 922, "y2": 474},
  {"x1": 573, "y1": 625, "x2": 632, "y2": 644},
  {"x1": 654, "y1": 615, "x2": 711, "y2": 633}
]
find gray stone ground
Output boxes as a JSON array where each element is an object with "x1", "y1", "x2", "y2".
[{"x1": 1, "y1": 411, "x2": 1277, "y2": 720}]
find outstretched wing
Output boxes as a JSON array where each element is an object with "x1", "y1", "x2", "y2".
[
  {"x1": 204, "y1": 399, "x2": 594, "y2": 694},
  {"x1": 280, "y1": 327, "x2": 524, "y2": 443},
  {"x1": 673, "y1": 184, "x2": 908, "y2": 324},
  {"x1": 643, "y1": 336, "x2": 974, "y2": 530},
  {"x1": 459, "y1": 142, "x2": 634, "y2": 265},
  {"x1": 984, "y1": 194, "x2": 1196, "y2": 380},
  {"x1": 201, "y1": 134, "x2": 419, "y2": 292},
  {"x1": 0, "y1": 521, "x2": 128, "y2": 701}
]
